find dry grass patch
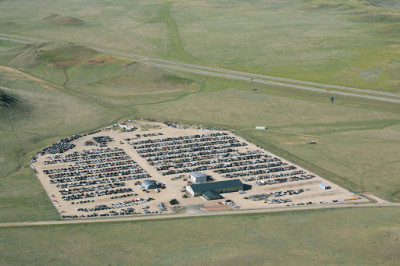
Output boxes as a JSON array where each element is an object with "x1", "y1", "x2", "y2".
[{"x1": 43, "y1": 14, "x2": 84, "y2": 26}]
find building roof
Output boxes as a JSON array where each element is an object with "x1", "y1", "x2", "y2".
[
  {"x1": 189, "y1": 179, "x2": 243, "y2": 193},
  {"x1": 202, "y1": 190, "x2": 220, "y2": 199},
  {"x1": 190, "y1": 172, "x2": 207, "y2": 178},
  {"x1": 142, "y1": 179, "x2": 156, "y2": 187}
]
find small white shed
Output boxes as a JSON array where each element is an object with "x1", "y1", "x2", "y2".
[{"x1": 190, "y1": 172, "x2": 207, "y2": 184}]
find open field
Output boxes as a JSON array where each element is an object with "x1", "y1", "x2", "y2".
[
  {"x1": 0, "y1": 1, "x2": 399, "y2": 263},
  {"x1": 0, "y1": 0, "x2": 400, "y2": 92},
  {"x1": 5, "y1": 33, "x2": 400, "y2": 103},
  {"x1": 0, "y1": 39, "x2": 399, "y2": 223},
  {"x1": 1, "y1": 207, "x2": 400, "y2": 265}
]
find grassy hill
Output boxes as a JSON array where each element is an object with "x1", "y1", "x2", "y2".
[
  {"x1": 43, "y1": 14, "x2": 84, "y2": 26},
  {"x1": 1, "y1": 0, "x2": 399, "y2": 91},
  {"x1": 0, "y1": 88, "x2": 23, "y2": 109}
]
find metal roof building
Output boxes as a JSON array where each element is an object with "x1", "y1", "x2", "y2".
[
  {"x1": 202, "y1": 190, "x2": 221, "y2": 200},
  {"x1": 142, "y1": 180, "x2": 158, "y2": 189},
  {"x1": 186, "y1": 179, "x2": 244, "y2": 196}
]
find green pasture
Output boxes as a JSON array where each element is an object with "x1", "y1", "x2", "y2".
[
  {"x1": 0, "y1": 39, "x2": 399, "y2": 223},
  {"x1": 1, "y1": 0, "x2": 400, "y2": 92},
  {"x1": 0, "y1": 40, "x2": 22, "y2": 50},
  {"x1": 1, "y1": 207, "x2": 400, "y2": 265},
  {"x1": 0, "y1": 1, "x2": 399, "y2": 263}
]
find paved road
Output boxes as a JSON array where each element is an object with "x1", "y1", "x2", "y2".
[
  {"x1": 95, "y1": 48, "x2": 400, "y2": 99},
  {"x1": 0, "y1": 201, "x2": 399, "y2": 228},
  {"x1": 144, "y1": 62, "x2": 400, "y2": 103},
  {"x1": 1, "y1": 33, "x2": 400, "y2": 103},
  {"x1": 0, "y1": 33, "x2": 47, "y2": 43},
  {"x1": 0, "y1": 36, "x2": 32, "y2": 44}
]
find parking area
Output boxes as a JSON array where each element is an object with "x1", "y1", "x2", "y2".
[{"x1": 31, "y1": 120, "x2": 366, "y2": 218}]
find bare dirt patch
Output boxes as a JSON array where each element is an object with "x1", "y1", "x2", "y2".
[
  {"x1": 44, "y1": 14, "x2": 84, "y2": 26},
  {"x1": 201, "y1": 202, "x2": 232, "y2": 211}
]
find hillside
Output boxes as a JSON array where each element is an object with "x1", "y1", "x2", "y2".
[
  {"x1": 0, "y1": 88, "x2": 21, "y2": 108},
  {"x1": 0, "y1": 0, "x2": 398, "y2": 92},
  {"x1": 44, "y1": 14, "x2": 84, "y2": 26}
]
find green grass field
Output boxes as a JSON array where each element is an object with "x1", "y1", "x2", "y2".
[
  {"x1": 1, "y1": 207, "x2": 399, "y2": 265},
  {"x1": 0, "y1": 0, "x2": 400, "y2": 264},
  {"x1": 1, "y1": 0, "x2": 400, "y2": 92},
  {"x1": 0, "y1": 41, "x2": 399, "y2": 224}
]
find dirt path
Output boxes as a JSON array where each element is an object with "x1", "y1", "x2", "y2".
[
  {"x1": 0, "y1": 64, "x2": 127, "y2": 114},
  {"x1": 362, "y1": 192, "x2": 390, "y2": 204},
  {"x1": 0, "y1": 65, "x2": 61, "y2": 91}
]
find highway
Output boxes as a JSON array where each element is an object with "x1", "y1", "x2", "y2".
[
  {"x1": 144, "y1": 61, "x2": 400, "y2": 103},
  {"x1": 0, "y1": 36, "x2": 32, "y2": 44},
  {"x1": 1, "y1": 32, "x2": 400, "y2": 103},
  {"x1": 94, "y1": 48, "x2": 400, "y2": 99},
  {"x1": 0, "y1": 33, "x2": 47, "y2": 43}
]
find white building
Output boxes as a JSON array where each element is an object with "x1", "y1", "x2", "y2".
[{"x1": 190, "y1": 172, "x2": 207, "y2": 184}]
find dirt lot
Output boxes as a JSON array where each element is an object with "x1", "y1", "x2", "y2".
[{"x1": 31, "y1": 120, "x2": 366, "y2": 218}]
